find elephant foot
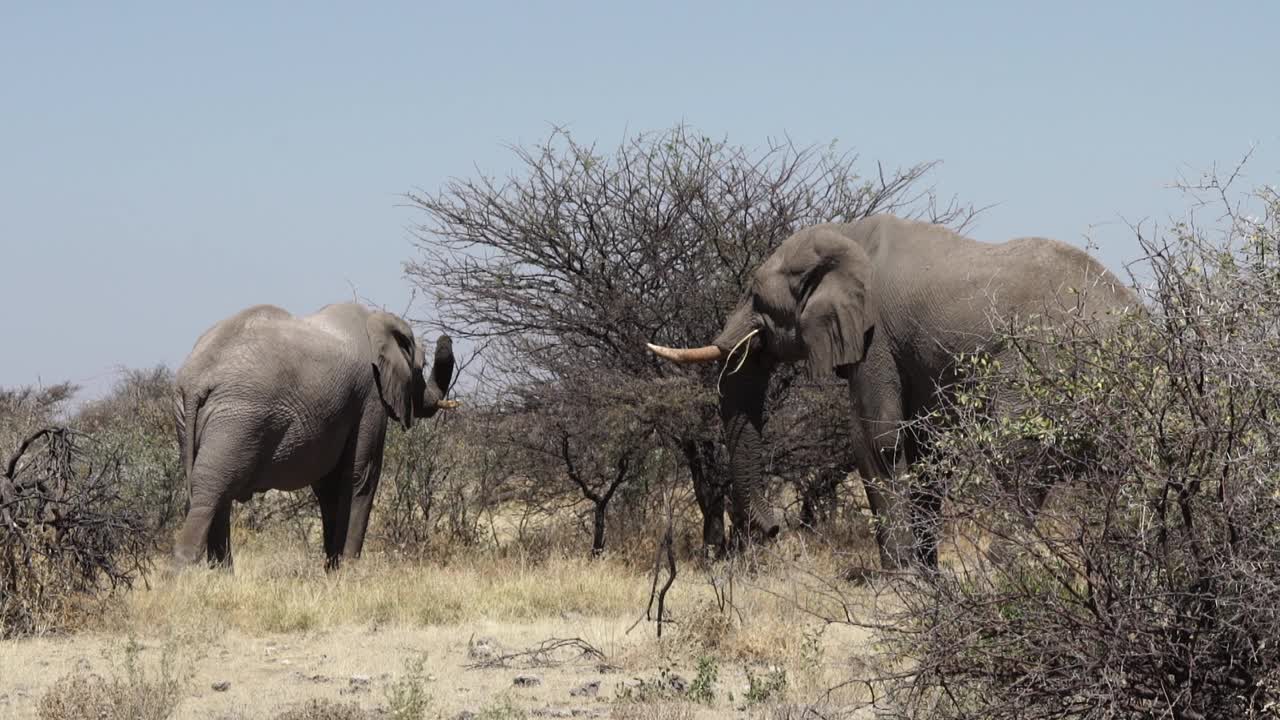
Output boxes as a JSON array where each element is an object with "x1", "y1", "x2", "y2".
[{"x1": 172, "y1": 544, "x2": 204, "y2": 570}]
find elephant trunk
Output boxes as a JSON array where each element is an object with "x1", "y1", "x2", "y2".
[
  {"x1": 416, "y1": 335, "x2": 457, "y2": 418},
  {"x1": 720, "y1": 355, "x2": 781, "y2": 547}
]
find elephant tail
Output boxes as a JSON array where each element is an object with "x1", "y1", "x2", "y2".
[{"x1": 175, "y1": 387, "x2": 208, "y2": 480}]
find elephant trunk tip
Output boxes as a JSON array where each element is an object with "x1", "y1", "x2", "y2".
[{"x1": 646, "y1": 342, "x2": 724, "y2": 365}]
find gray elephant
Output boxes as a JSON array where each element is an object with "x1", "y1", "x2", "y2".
[
  {"x1": 172, "y1": 302, "x2": 457, "y2": 570},
  {"x1": 648, "y1": 215, "x2": 1138, "y2": 568}
]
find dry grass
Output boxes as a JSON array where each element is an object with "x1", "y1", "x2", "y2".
[
  {"x1": 267, "y1": 699, "x2": 376, "y2": 720},
  {"x1": 2, "y1": 529, "x2": 891, "y2": 719},
  {"x1": 34, "y1": 638, "x2": 187, "y2": 720},
  {"x1": 110, "y1": 531, "x2": 652, "y2": 638},
  {"x1": 612, "y1": 701, "x2": 697, "y2": 720}
]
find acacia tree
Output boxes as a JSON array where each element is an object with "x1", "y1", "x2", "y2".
[{"x1": 406, "y1": 125, "x2": 972, "y2": 554}]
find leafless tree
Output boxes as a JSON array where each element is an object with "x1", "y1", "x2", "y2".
[{"x1": 405, "y1": 125, "x2": 974, "y2": 554}]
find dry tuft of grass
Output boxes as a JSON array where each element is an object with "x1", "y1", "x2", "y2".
[
  {"x1": 267, "y1": 698, "x2": 377, "y2": 720},
  {"x1": 36, "y1": 638, "x2": 186, "y2": 720},
  {"x1": 612, "y1": 701, "x2": 696, "y2": 720},
  {"x1": 110, "y1": 532, "x2": 652, "y2": 638}
]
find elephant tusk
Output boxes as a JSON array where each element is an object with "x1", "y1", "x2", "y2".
[
  {"x1": 436, "y1": 399, "x2": 461, "y2": 410},
  {"x1": 646, "y1": 343, "x2": 724, "y2": 364}
]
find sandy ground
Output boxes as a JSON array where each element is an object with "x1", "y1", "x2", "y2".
[{"x1": 0, "y1": 614, "x2": 880, "y2": 719}]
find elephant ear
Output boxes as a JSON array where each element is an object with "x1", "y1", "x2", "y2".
[
  {"x1": 797, "y1": 232, "x2": 875, "y2": 379},
  {"x1": 367, "y1": 311, "x2": 418, "y2": 430}
]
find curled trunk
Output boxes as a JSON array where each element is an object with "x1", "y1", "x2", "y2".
[{"x1": 719, "y1": 355, "x2": 781, "y2": 546}]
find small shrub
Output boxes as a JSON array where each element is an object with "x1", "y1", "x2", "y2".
[
  {"x1": 384, "y1": 652, "x2": 434, "y2": 720},
  {"x1": 611, "y1": 703, "x2": 695, "y2": 720},
  {"x1": 2, "y1": 427, "x2": 155, "y2": 637},
  {"x1": 688, "y1": 654, "x2": 719, "y2": 704},
  {"x1": 476, "y1": 695, "x2": 526, "y2": 720},
  {"x1": 272, "y1": 699, "x2": 376, "y2": 720},
  {"x1": 37, "y1": 638, "x2": 185, "y2": 720},
  {"x1": 743, "y1": 666, "x2": 788, "y2": 706},
  {"x1": 614, "y1": 666, "x2": 690, "y2": 704}
]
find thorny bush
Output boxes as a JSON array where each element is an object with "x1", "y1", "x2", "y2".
[
  {"x1": 1, "y1": 427, "x2": 155, "y2": 637},
  {"x1": 886, "y1": 178, "x2": 1280, "y2": 718}
]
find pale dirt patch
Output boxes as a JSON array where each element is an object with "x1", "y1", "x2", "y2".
[
  {"x1": 1, "y1": 538, "x2": 896, "y2": 718},
  {"x1": 1, "y1": 616, "x2": 878, "y2": 718}
]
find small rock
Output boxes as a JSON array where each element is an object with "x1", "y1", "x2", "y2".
[
  {"x1": 468, "y1": 637, "x2": 500, "y2": 661},
  {"x1": 665, "y1": 673, "x2": 688, "y2": 693},
  {"x1": 594, "y1": 663, "x2": 619, "y2": 674},
  {"x1": 531, "y1": 708, "x2": 572, "y2": 718},
  {"x1": 513, "y1": 674, "x2": 543, "y2": 688},
  {"x1": 211, "y1": 681, "x2": 231, "y2": 692},
  {"x1": 452, "y1": 711, "x2": 477, "y2": 720},
  {"x1": 568, "y1": 680, "x2": 600, "y2": 698},
  {"x1": 340, "y1": 675, "x2": 372, "y2": 695}
]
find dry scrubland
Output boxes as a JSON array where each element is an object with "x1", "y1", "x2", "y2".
[
  {"x1": 2, "y1": 526, "x2": 893, "y2": 720},
  {"x1": 5, "y1": 132, "x2": 1280, "y2": 718}
]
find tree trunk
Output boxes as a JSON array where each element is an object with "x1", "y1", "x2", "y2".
[{"x1": 591, "y1": 500, "x2": 608, "y2": 557}]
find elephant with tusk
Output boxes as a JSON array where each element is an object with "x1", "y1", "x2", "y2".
[
  {"x1": 172, "y1": 302, "x2": 458, "y2": 571},
  {"x1": 649, "y1": 214, "x2": 1139, "y2": 568}
]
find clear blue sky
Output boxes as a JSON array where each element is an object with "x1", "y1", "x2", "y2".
[{"x1": 2, "y1": 2, "x2": 1276, "y2": 401}]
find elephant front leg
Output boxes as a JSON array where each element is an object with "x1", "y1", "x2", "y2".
[
  {"x1": 313, "y1": 474, "x2": 351, "y2": 572},
  {"x1": 856, "y1": 459, "x2": 919, "y2": 569},
  {"x1": 848, "y1": 367, "x2": 921, "y2": 570},
  {"x1": 341, "y1": 449, "x2": 384, "y2": 561}
]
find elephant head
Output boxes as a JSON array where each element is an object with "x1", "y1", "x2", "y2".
[
  {"x1": 649, "y1": 226, "x2": 875, "y2": 545},
  {"x1": 368, "y1": 312, "x2": 458, "y2": 430}
]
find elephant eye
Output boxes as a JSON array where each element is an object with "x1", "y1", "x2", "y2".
[{"x1": 796, "y1": 269, "x2": 823, "y2": 309}]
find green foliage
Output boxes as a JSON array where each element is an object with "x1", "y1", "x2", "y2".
[
  {"x1": 384, "y1": 652, "x2": 434, "y2": 720},
  {"x1": 743, "y1": 666, "x2": 787, "y2": 705},
  {"x1": 896, "y1": 178, "x2": 1280, "y2": 718},
  {"x1": 76, "y1": 367, "x2": 183, "y2": 533},
  {"x1": 614, "y1": 665, "x2": 691, "y2": 704},
  {"x1": 688, "y1": 655, "x2": 719, "y2": 705}
]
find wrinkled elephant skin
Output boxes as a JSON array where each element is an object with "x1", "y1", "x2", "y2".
[{"x1": 172, "y1": 302, "x2": 456, "y2": 570}]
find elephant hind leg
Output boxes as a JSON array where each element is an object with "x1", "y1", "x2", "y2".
[
  {"x1": 206, "y1": 502, "x2": 233, "y2": 568},
  {"x1": 173, "y1": 430, "x2": 256, "y2": 570}
]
